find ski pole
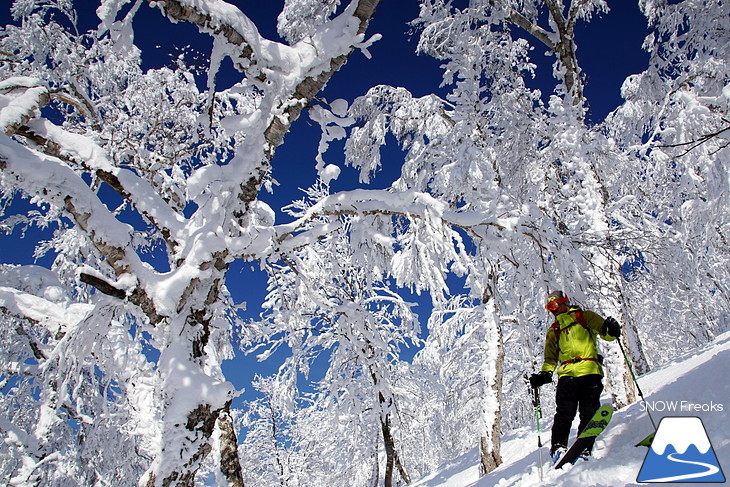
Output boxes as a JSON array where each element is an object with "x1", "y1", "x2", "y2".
[
  {"x1": 617, "y1": 338, "x2": 657, "y2": 431},
  {"x1": 528, "y1": 379, "x2": 544, "y2": 483}
]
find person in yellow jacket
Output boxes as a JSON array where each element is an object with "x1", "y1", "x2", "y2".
[{"x1": 529, "y1": 290, "x2": 621, "y2": 465}]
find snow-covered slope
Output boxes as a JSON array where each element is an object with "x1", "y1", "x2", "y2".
[{"x1": 413, "y1": 331, "x2": 730, "y2": 487}]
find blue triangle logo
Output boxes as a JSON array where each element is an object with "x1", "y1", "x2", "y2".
[{"x1": 637, "y1": 417, "x2": 725, "y2": 483}]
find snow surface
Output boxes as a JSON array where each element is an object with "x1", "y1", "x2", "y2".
[{"x1": 412, "y1": 331, "x2": 730, "y2": 487}]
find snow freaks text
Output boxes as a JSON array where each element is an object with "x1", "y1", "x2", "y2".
[{"x1": 641, "y1": 401, "x2": 724, "y2": 413}]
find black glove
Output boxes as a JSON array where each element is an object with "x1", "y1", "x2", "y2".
[
  {"x1": 603, "y1": 317, "x2": 621, "y2": 337},
  {"x1": 529, "y1": 371, "x2": 552, "y2": 388}
]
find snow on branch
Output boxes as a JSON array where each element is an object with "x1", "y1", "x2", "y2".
[
  {"x1": 151, "y1": 0, "x2": 374, "y2": 89},
  {"x1": 273, "y1": 189, "x2": 514, "y2": 252},
  {"x1": 0, "y1": 77, "x2": 50, "y2": 135},
  {"x1": 0, "y1": 135, "x2": 172, "y2": 323},
  {"x1": 150, "y1": 0, "x2": 380, "y2": 164},
  {"x1": 0, "y1": 286, "x2": 92, "y2": 339},
  {"x1": 21, "y1": 118, "x2": 187, "y2": 248},
  {"x1": 655, "y1": 117, "x2": 730, "y2": 156},
  {"x1": 0, "y1": 135, "x2": 135, "y2": 255}
]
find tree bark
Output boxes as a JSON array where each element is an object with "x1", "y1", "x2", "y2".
[
  {"x1": 504, "y1": 0, "x2": 586, "y2": 115},
  {"x1": 479, "y1": 302, "x2": 504, "y2": 476},
  {"x1": 218, "y1": 407, "x2": 245, "y2": 487},
  {"x1": 370, "y1": 363, "x2": 410, "y2": 487},
  {"x1": 381, "y1": 415, "x2": 411, "y2": 487}
]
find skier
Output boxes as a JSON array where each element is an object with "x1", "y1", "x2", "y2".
[{"x1": 529, "y1": 290, "x2": 621, "y2": 465}]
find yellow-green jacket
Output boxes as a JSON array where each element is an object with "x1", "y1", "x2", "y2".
[{"x1": 541, "y1": 306, "x2": 616, "y2": 378}]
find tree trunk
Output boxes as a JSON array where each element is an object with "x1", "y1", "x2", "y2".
[
  {"x1": 145, "y1": 302, "x2": 244, "y2": 487},
  {"x1": 370, "y1": 360, "x2": 410, "y2": 487},
  {"x1": 479, "y1": 299, "x2": 504, "y2": 476},
  {"x1": 480, "y1": 435, "x2": 501, "y2": 476},
  {"x1": 368, "y1": 447, "x2": 380, "y2": 487},
  {"x1": 381, "y1": 415, "x2": 411, "y2": 487},
  {"x1": 218, "y1": 408, "x2": 245, "y2": 487},
  {"x1": 132, "y1": 1, "x2": 383, "y2": 483},
  {"x1": 506, "y1": 0, "x2": 586, "y2": 115},
  {"x1": 617, "y1": 284, "x2": 651, "y2": 376}
]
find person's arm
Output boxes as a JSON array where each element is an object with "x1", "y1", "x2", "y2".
[
  {"x1": 541, "y1": 330, "x2": 559, "y2": 373},
  {"x1": 584, "y1": 310, "x2": 617, "y2": 341}
]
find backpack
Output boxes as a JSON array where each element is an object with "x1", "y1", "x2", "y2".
[
  {"x1": 549, "y1": 308, "x2": 603, "y2": 366},
  {"x1": 549, "y1": 308, "x2": 591, "y2": 339}
]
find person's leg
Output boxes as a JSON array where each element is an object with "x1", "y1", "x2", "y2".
[
  {"x1": 552, "y1": 376, "x2": 579, "y2": 454},
  {"x1": 576, "y1": 374, "x2": 604, "y2": 453}
]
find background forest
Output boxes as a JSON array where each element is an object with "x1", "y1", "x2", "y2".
[{"x1": 0, "y1": 0, "x2": 728, "y2": 486}]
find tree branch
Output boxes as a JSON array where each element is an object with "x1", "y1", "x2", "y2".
[
  {"x1": 79, "y1": 272, "x2": 126, "y2": 299},
  {"x1": 13, "y1": 122, "x2": 183, "y2": 254},
  {"x1": 655, "y1": 120, "x2": 730, "y2": 156},
  {"x1": 272, "y1": 191, "x2": 508, "y2": 253},
  {"x1": 63, "y1": 197, "x2": 164, "y2": 324},
  {"x1": 153, "y1": 0, "x2": 383, "y2": 213},
  {"x1": 500, "y1": 0, "x2": 585, "y2": 111},
  {"x1": 504, "y1": 7, "x2": 555, "y2": 50}
]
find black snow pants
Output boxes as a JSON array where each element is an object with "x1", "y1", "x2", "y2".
[{"x1": 551, "y1": 374, "x2": 603, "y2": 453}]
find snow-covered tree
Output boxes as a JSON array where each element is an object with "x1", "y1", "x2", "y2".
[
  {"x1": 1, "y1": 0, "x2": 728, "y2": 485},
  {"x1": 0, "y1": 264, "x2": 160, "y2": 485},
  {"x1": 236, "y1": 376, "x2": 295, "y2": 486},
  {"x1": 321, "y1": 0, "x2": 729, "y2": 475},
  {"x1": 607, "y1": 0, "x2": 730, "y2": 364},
  {"x1": 403, "y1": 295, "x2": 503, "y2": 476},
  {"x1": 245, "y1": 178, "x2": 487, "y2": 486},
  {"x1": 0, "y1": 0, "x2": 386, "y2": 484},
  {"x1": 0, "y1": 1, "x2": 517, "y2": 484}
]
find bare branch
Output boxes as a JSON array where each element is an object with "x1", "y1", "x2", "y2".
[
  {"x1": 79, "y1": 272, "x2": 126, "y2": 300},
  {"x1": 655, "y1": 121, "x2": 730, "y2": 156}
]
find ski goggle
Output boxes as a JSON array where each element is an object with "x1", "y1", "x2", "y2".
[{"x1": 545, "y1": 295, "x2": 569, "y2": 312}]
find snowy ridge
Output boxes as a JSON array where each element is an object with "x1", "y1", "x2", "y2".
[
  {"x1": 413, "y1": 331, "x2": 730, "y2": 487},
  {"x1": 651, "y1": 417, "x2": 711, "y2": 455}
]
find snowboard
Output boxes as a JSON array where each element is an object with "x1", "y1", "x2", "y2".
[{"x1": 554, "y1": 404, "x2": 613, "y2": 469}]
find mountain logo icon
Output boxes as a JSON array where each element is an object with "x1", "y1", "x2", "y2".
[{"x1": 637, "y1": 416, "x2": 725, "y2": 483}]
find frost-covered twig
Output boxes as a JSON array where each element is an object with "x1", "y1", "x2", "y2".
[{"x1": 655, "y1": 119, "x2": 730, "y2": 156}]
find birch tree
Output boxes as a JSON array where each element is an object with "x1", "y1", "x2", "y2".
[
  {"x1": 489, "y1": 0, "x2": 647, "y2": 406},
  {"x1": 2, "y1": 0, "x2": 728, "y2": 485},
  {"x1": 0, "y1": 0, "x2": 384, "y2": 484},
  {"x1": 606, "y1": 0, "x2": 730, "y2": 364},
  {"x1": 247, "y1": 177, "x2": 495, "y2": 486},
  {"x1": 334, "y1": 0, "x2": 571, "y2": 473},
  {"x1": 322, "y1": 0, "x2": 728, "y2": 474}
]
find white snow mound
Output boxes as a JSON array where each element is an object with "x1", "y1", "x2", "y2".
[{"x1": 651, "y1": 417, "x2": 711, "y2": 455}]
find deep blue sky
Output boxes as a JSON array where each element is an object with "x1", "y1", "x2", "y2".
[
  {"x1": 0, "y1": 0, "x2": 650, "y2": 223},
  {"x1": 1, "y1": 0, "x2": 650, "y2": 396},
  {"x1": 110, "y1": 0, "x2": 650, "y2": 210}
]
